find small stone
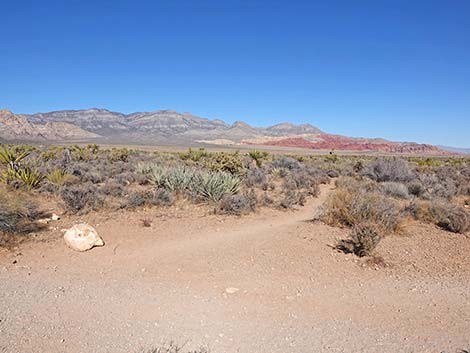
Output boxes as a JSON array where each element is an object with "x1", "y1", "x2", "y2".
[
  {"x1": 51, "y1": 214, "x2": 61, "y2": 221},
  {"x1": 225, "y1": 287, "x2": 239, "y2": 294}
]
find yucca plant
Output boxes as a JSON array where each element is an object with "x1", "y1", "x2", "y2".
[
  {"x1": 0, "y1": 168, "x2": 18, "y2": 184},
  {"x1": 0, "y1": 147, "x2": 30, "y2": 171},
  {"x1": 15, "y1": 168, "x2": 43, "y2": 189},
  {"x1": 193, "y1": 171, "x2": 241, "y2": 202},
  {"x1": 164, "y1": 166, "x2": 195, "y2": 192},
  {"x1": 135, "y1": 162, "x2": 153, "y2": 175},
  {"x1": 148, "y1": 165, "x2": 167, "y2": 187}
]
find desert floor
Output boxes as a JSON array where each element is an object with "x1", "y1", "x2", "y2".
[{"x1": 1, "y1": 183, "x2": 469, "y2": 353}]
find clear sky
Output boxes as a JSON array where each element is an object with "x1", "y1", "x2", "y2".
[{"x1": 1, "y1": 0, "x2": 469, "y2": 147}]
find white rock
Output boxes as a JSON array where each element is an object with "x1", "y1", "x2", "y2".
[
  {"x1": 225, "y1": 287, "x2": 240, "y2": 294},
  {"x1": 51, "y1": 214, "x2": 61, "y2": 221},
  {"x1": 64, "y1": 223, "x2": 104, "y2": 252}
]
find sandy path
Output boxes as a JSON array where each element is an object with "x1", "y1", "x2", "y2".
[{"x1": 1, "y1": 183, "x2": 469, "y2": 353}]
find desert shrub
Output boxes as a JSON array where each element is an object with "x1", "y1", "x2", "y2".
[
  {"x1": 148, "y1": 188, "x2": 174, "y2": 206},
  {"x1": 363, "y1": 158, "x2": 414, "y2": 183},
  {"x1": 380, "y1": 182, "x2": 410, "y2": 199},
  {"x1": 406, "y1": 200, "x2": 470, "y2": 233},
  {"x1": 407, "y1": 180, "x2": 425, "y2": 197},
  {"x1": 272, "y1": 156, "x2": 301, "y2": 170},
  {"x1": 415, "y1": 173, "x2": 457, "y2": 199},
  {"x1": 248, "y1": 149, "x2": 269, "y2": 167},
  {"x1": 244, "y1": 168, "x2": 268, "y2": 188},
  {"x1": 61, "y1": 184, "x2": 103, "y2": 213},
  {"x1": 121, "y1": 191, "x2": 147, "y2": 209},
  {"x1": 99, "y1": 181, "x2": 125, "y2": 197},
  {"x1": 320, "y1": 188, "x2": 404, "y2": 234},
  {"x1": 203, "y1": 152, "x2": 244, "y2": 174},
  {"x1": 286, "y1": 168, "x2": 321, "y2": 196},
  {"x1": 337, "y1": 223, "x2": 382, "y2": 257},
  {"x1": 334, "y1": 176, "x2": 378, "y2": 193},
  {"x1": 69, "y1": 145, "x2": 88, "y2": 161},
  {"x1": 279, "y1": 190, "x2": 307, "y2": 209},
  {"x1": 120, "y1": 188, "x2": 174, "y2": 209},
  {"x1": 327, "y1": 169, "x2": 339, "y2": 178},
  {"x1": 142, "y1": 342, "x2": 208, "y2": 353},
  {"x1": 192, "y1": 171, "x2": 241, "y2": 202},
  {"x1": 114, "y1": 171, "x2": 136, "y2": 185},
  {"x1": 108, "y1": 148, "x2": 130, "y2": 162},
  {"x1": 218, "y1": 191, "x2": 257, "y2": 215},
  {"x1": 178, "y1": 148, "x2": 208, "y2": 162},
  {"x1": 81, "y1": 171, "x2": 105, "y2": 184},
  {"x1": 429, "y1": 202, "x2": 470, "y2": 233},
  {"x1": 0, "y1": 192, "x2": 41, "y2": 239},
  {"x1": 46, "y1": 169, "x2": 74, "y2": 186}
]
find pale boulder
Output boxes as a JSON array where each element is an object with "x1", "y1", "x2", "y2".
[{"x1": 64, "y1": 223, "x2": 104, "y2": 252}]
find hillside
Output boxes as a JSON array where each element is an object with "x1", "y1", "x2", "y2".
[{"x1": 0, "y1": 108, "x2": 451, "y2": 154}]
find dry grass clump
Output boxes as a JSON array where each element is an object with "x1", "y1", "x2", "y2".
[{"x1": 320, "y1": 186, "x2": 404, "y2": 234}]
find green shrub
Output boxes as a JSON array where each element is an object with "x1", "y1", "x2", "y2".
[
  {"x1": 248, "y1": 149, "x2": 269, "y2": 167},
  {"x1": 203, "y1": 152, "x2": 244, "y2": 174},
  {"x1": 178, "y1": 148, "x2": 208, "y2": 162},
  {"x1": 108, "y1": 148, "x2": 129, "y2": 162}
]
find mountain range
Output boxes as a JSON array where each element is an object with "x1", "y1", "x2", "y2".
[{"x1": 0, "y1": 108, "x2": 455, "y2": 154}]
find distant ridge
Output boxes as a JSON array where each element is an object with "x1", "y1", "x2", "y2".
[
  {"x1": 437, "y1": 146, "x2": 470, "y2": 155},
  {"x1": 0, "y1": 108, "x2": 455, "y2": 155}
]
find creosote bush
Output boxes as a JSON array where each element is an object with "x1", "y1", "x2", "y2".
[
  {"x1": 363, "y1": 158, "x2": 414, "y2": 183},
  {"x1": 218, "y1": 191, "x2": 257, "y2": 215},
  {"x1": 0, "y1": 191, "x2": 42, "y2": 246},
  {"x1": 406, "y1": 200, "x2": 470, "y2": 233},
  {"x1": 61, "y1": 184, "x2": 103, "y2": 213},
  {"x1": 320, "y1": 187, "x2": 404, "y2": 234},
  {"x1": 380, "y1": 182, "x2": 410, "y2": 199}
]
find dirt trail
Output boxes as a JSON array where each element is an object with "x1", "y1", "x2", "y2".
[{"x1": 1, "y1": 183, "x2": 469, "y2": 353}]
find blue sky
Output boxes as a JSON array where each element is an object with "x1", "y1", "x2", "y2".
[{"x1": 1, "y1": 0, "x2": 469, "y2": 147}]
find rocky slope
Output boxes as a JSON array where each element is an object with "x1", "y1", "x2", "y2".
[
  {"x1": 0, "y1": 109, "x2": 99, "y2": 141},
  {"x1": 0, "y1": 108, "x2": 451, "y2": 154}
]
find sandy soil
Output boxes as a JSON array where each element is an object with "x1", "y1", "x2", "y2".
[{"x1": 1, "y1": 183, "x2": 469, "y2": 353}]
